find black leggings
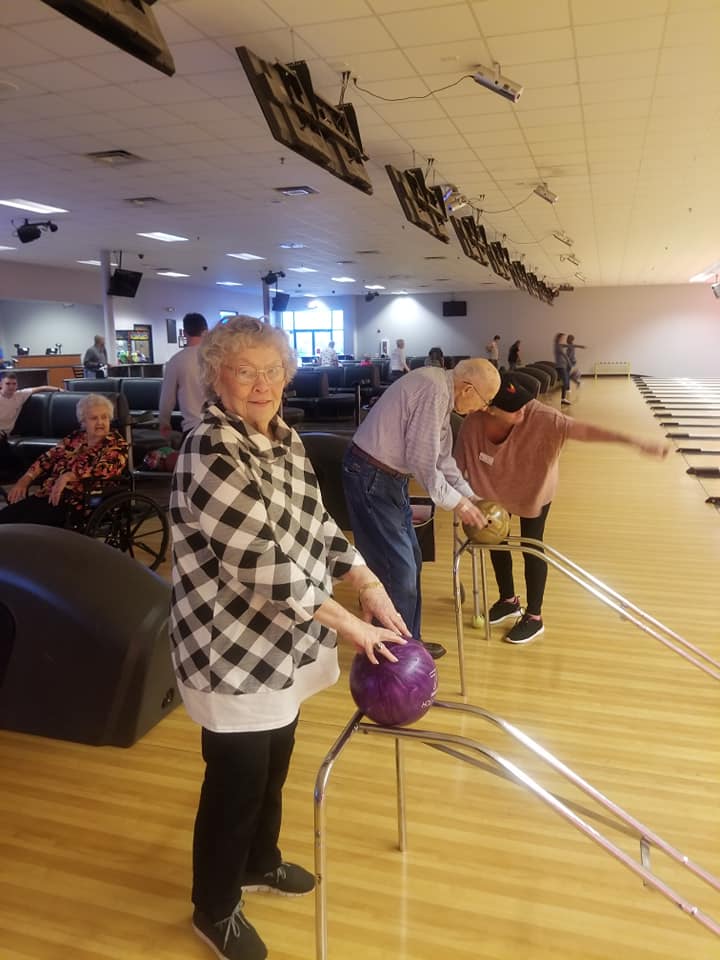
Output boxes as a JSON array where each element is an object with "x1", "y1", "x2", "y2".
[
  {"x1": 0, "y1": 495, "x2": 67, "y2": 526},
  {"x1": 192, "y1": 717, "x2": 298, "y2": 921},
  {"x1": 555, "y1": 366, "x2": 570, "y2": 400},
  {"x1": 490, "y1": 503, "x2": 551, "y2": 617}
]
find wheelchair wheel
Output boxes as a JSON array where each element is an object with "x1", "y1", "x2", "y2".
[{"x1": 84, "y1": 491, "x2": 169, "y2": 571}]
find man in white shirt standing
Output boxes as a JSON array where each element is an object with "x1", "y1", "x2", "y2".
[
  {"x1": 0, "y1": 372, "x2": 61, "y2": 475},
  {"x1": 389, "y1": 338, "x2": 410, "y2": 380},
  {"x1": 159, "y1": 313, "x2": 208, "y2": 437}
]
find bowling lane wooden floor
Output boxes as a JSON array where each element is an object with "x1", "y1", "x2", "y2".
[{"x1": 1, "y1": 378, "x2": 719, "y2": 960}]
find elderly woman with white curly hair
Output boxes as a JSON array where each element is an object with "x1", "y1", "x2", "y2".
[
  {"x1": 169, "y1": 314, "x2": 410, "y2": 960},
  {"x1": 0, "y1": 392, "x2": 128, "y2": 526}
]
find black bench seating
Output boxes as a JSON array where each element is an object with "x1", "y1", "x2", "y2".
[{"x1": 517, "y1": 365, "x2": 551, "y2": 394}]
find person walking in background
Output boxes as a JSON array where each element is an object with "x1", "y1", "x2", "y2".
[
  {"x1": 389, "y1": 338, "x2": 410, "y2": 379},
  {"x1": 342, "y1": 358, "x2": 501, "y2": 660},
  {"x1": 566, "y1": 334, "x2": 586, "y2": 387},
  {"x1": 424, "y1": 346, "x2": 445, "y2": 368},
  {"x1": 507, "y1": 340, "x2": 521, "y2": 371},
  {"x1": 83, "y1": 334, "x2": 108, "y2": 379},
  {"x1": 159, "y1": 312, "x2": 208, "y2": 437},
  {"x1": 485, "y1": 334, "x2": 501, "y2": 368},
  {"x1": 553, "y1": 332, "x2": 572, "y2": 405},
  {"x1": 454, "y1": 374, "x2": 668, "y2": 645}
]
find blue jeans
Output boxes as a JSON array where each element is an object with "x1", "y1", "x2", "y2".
[{"x1": 342, "y1": 448, "x2": 422, "y2": 640}]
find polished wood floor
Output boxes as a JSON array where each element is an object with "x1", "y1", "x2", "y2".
[{"x1": 1, "y1": 378, "x2": 719, "y2": 960}]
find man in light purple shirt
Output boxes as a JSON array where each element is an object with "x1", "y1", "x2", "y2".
[{"x1": 342, "y1": 358, "x2": 500, "y2": 659}]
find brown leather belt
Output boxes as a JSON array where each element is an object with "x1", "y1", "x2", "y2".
[{"x1": 350, "y1": 443, "x2": 409, "y2": 479}]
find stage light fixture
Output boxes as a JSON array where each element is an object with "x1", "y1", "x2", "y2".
[
  {"x1": 262, "y1": 270, "x2": 286, "y2": 286},
  {"x1": 364, "y1": 290, "x2": 380, "y2": 302},
  {"x1": 14, "y1": 218, "x2": 59, "y2": 244},
  {"x1": 560, "y1": 253, "x2": 580, "y2": 267},
  {"x1": 552, "y1": 231, "x2": 573, "y2": 247},
  {"x1": 711, "y1": 281, "x2": 720, "y2": 299},
  {"x1": 534, "y1": 183, "x2": 558, "y2": 204}
]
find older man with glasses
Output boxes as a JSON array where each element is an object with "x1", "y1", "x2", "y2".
[{"x1": 342, "y1": 356, "x2": 501, "y2": 659}]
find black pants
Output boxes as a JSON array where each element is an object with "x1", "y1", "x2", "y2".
[
  {"x1": 555, "y1": 366, "x2": 570, "y2": 400},
  {"x1": 490, "y1": 503, "x2": 551, "y2": 617},
  {"x1": 0, "y1": 495, "x2": 67, "y2": 526},
  {"x1": 192, "y1": 717, "x2": 298, "y2": 922}
]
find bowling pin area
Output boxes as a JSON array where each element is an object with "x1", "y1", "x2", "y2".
[{"x1": 1, "y1": 377, "x2": 718, "y2": 960}]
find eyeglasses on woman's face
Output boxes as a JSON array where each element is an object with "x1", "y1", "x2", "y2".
[{"x1": 222, "y1": 363, "x2": 285, "y2": 386}]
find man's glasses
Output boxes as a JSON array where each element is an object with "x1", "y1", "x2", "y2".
[
  {"x1": 464, "y1": 381, "x2": 491, "y2": 410},
  {"x1": 223, "y1": 363, "x2": 286, "y2": 386}
]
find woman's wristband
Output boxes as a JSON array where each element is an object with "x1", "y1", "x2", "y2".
[{"x1": 358, "y1": 580, "x2": 383, "y2": 602}]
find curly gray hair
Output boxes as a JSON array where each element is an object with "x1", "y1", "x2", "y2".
[
  {"x1": 76, "y1": 392, "x2": 114, "y2": 424},
  {"x1": 198, "y1": 315, "x2": 298, "y2": 399}
]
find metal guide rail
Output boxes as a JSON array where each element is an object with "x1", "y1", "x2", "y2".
[
  {"x1": 313, "y1": 703, "x2": 720, "y2": 960},
  {"x1": 452, "y1": 526, "x2": 720, "y2": 696}
]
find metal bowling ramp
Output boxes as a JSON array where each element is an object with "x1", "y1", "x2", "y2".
[{"x1": 314, "y1": 702, "x2": 720, "y2": 959}]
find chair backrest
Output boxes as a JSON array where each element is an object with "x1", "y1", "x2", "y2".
[
  {"x1": 289, "y1": 370, "x2": 329, "y2": 398},
  {"x1": 531, "y1": 361, "x2": 559, "y2": 385},
  {"x1": 316, "y1": 365, "x2": 345, "y2": 390},
  {"x1": 513, "y1": 369, "x2": 544, "y2": 397},
  {"x1": 48, "y1": 391, "x2": 130, "y2": 436},
  {"x1": 343, "y1": 363, "x2": 380, "y2": 389},
  {"x1": 12, "y1": 392, "x2": 50, "y2": 437},
  {"x1": 373, "y1": 358, "x2": 391, "y2": 383},
  {"x1": 120, "y1": 377, "x2": 163, "y2": 411},
  {"x1": 300, "y1": 432, "x2": 352, "y2": 529},
  {"x1": 65, "y1": 377, "x2": 123, "y2": 393},
  {"x1": 408, "y1": 356, "x2": 426, "y2": 370}
]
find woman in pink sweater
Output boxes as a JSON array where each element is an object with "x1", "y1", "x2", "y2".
[{"x1": 454, "y1": 375, "x2": 667, "y2": 645}]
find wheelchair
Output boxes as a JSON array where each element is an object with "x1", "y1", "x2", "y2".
[{"x1": 65, "y1": 473, "x2": 170, "y2": 571}]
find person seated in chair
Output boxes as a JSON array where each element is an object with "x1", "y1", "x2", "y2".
[
  {"x1": 0, "y1": 393, "x2": 128, "y2": 527},
  {"x1": 0, "y1": 371, "x2": 62, "y2": 479}
]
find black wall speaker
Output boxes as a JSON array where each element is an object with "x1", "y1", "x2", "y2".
[
  {"x1": 272, "y1": 292, "x2": 291, "y2": 311},
  {"x1": 166, "y1": 317, "x2": 177, "y2": 343},
  {"x1": 0, "y1": 525, "x2": 177, "y2": 747},
  {"x1": 442, "y1": 300, "x2": 467, "y2": 317}
]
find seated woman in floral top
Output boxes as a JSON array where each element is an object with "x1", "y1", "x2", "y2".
[{"x1": 0, "y1": 393, "x2": 128, "y2": 527}]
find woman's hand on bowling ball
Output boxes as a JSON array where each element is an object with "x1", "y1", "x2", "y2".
[
  {"x1": 351, "y1": 623, "x2": 406, "y2": 665},
  {"x1": 358, "y1": 585, "x2": 411, "y2": 636},
  {"x1": 455, "y1": 496, "x2": 488, "y2": 529}
]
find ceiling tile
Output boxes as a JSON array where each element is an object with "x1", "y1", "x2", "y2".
[
  {"x1": 580, "y1": 77, "x2": 655, "y2": 104},
  {"x1": 0, "y1": 27, "x2": 60, "y2": 67},
  {"x1": 123, "y1": 77, "x2": 212, "y2": 105},
  {"x1": 11, "y1": 60, "x2": 112, "y2": 92},
  {"x1": 75, "y1": 52, "x2": 164, "y2": 84},
  {"x1": 0, "y1": 0, "x2": 58, "y2": 26},
  {"x1": 334, "y1": 49, "x2": 416, "y2": 82},
  {"x1": 574, "y1": 17, "x2": 665, "y2": 57},
  {"x1": 381, "y1": 6, "x2": 480, "y2": 47},
  {"x1": 170, "y1": 41, "x2": 241, "y2": 75},
  {"x1": 582, "y1": 99, "x2": 650, "y2": 123},
  {"x1": 472, "y1": 0, "x2": 571, "y2": 35},
  {"x1": 167, "y1": 0, "x2": 285, "y2": 35},
  {"x1": 294, "y1": 18, "x2": 396, "y2": 57},
  {"x1": 515, "y1": 84, "x2": 581, "y2": 110},
  {"x1": 403, "y1": 39, "x2": 493, "y2": 76},
  {"x1": 517, "y1": 105, "x2": 583, "y2": 128},
  {"x1": 571, "y1": 0, "x2": 667, "y2": 25},
  {"x1": 664, "y1": 9, "x2": 720, "y2": 45},
  {"x1": 264, "y1": 0, "x2": 372, "y2": 24},
  {"x1": 488, "y1": 29, "x2": 575, "y2": 65},
  {"x1": 578, "y1": 50, "x2": 659, "y2": 83},
  {"x1": 502, "y1": 59, "x2": 577, "y2": 88}
]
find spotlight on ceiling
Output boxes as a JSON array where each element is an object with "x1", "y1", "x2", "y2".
[
  {"x1": 14, "y1": 218, "x2": 59, "y2": 244},
  {"x1": 711, "y1": 281, "x2": 720, "y2": 299},
  {"x1": 552, "y1": 231, "x2": 573, "y2": 247},
  {"x1": 262, "y1": 270, "x2": 285, "y2": 285},
  {"x1": 560, "y1": 253, "x2": 580, "y2": 267},
  {"x1": 364, "y1": 290, "x2": 380, "y2": 302},
  {"x1": 533, "y1": 183, "x2": 558, "y2": 205},
  {"x1": 471, "y1": 62, "x2": 523, "y2": 103},
  {"x1": 441, "y1": 184, "x2": 469, "y2": 215}
]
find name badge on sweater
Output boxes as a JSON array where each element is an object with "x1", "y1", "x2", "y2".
[{"x1": 478, "y1": 451, "x2": 494, "y2": 465}]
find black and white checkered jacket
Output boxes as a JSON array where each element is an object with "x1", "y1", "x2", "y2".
[{"x1": 169, "y1": 403, "x2": 363, "y2": 697}]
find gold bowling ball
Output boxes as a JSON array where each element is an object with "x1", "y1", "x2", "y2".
[{"x1": 462, "y1": 500, "x2": 511, "y2": 545}]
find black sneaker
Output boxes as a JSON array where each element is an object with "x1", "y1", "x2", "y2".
[
  {"x1": 244, "y1": 861, "x2": 315, "y2": 896},
  {"x1": 420, "y1": 639, "x2": 447, "y2": 660},
  {"x1": 193, "y1": 903, "x2": 267, "y2": 960},
  {"x1": 487, "y1": 596, "x2": 521, "y2": 625},
  {"x1": 504, "y1": 614, "x2": 544, "y2": 645}
]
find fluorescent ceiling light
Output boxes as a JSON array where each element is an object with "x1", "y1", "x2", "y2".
[
  {"x1": 0, "y1": 245, "x2": 17, "y2": 251},
  {"x1": 288, "y1": 266, "x2": 317, "y2": 273},
  {"x1": 390, "y1": 290, "x2": 408, "y2": 295},
  {"x1": 275, "y1": 186, "x2": 317, "y2": 197},
  {"x1": 552, "y1": 231, "x2": 573, "y2": 247},
  {"x1": 216, "y1": 281, "x2": 244, "y2": 287},
  {"x1": 364, "y1": 284, "x2": 385, "y2": 290},
  {"x1": 689, "y1": 272, "x2": 711, "y2": 283},
  {"x1": 77, "y1": 259, "x2": 118, "y2": 266},
  {"x1": 533, "y1": 183, "x2": 558, "y2": 204},
  {"x1": 574, "y1": 272, "x2": 587, "y2": 282},
  {"x1": 137, "y1": 231, "x2": 189, "y2": 242},
  {"x1": 279, "y1": 242, "x2": 305, "y2": 249},
  {"x1": 226, "y1": 252, "x2": 265, "y2": 261},
  {"x1": 0, "y1": 198, "x2": 69, "y2": 214},
  {"x1": 331, "y1": 276, "x2": 355, "y2": 283},
  {"x1": 689, "y1": 261, "x2": 720, "y2": 283},
  {"x1": 157, "y1": 270, "x2": 190, "y2": 277}
]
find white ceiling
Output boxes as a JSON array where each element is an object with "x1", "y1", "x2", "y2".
[{"x1": 1, "y1": 0, "x2": 719, "y2": 299}]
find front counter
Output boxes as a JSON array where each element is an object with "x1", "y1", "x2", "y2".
[
  {"x1": 14, "y1": 354, "x2": 82, "y2": 388},
  {"x1": 8, "y1": 367, "x2": 50, "y2": 388}
]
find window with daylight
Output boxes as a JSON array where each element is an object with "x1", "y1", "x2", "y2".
[{"x1": 281, "y1": 307, "x2": 345, "y2": 360}]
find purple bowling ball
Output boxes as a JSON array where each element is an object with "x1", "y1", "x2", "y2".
[{"x1": 349, "y1": 640, "x2": 438, "y2": 727}]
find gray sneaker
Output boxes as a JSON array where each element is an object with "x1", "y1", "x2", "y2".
[
  {"x1": 193, "y1": 902, "x2": 267, "y2": 960},
  {"x1": 244, "y1": 861, "x2": 315, "y2": 896}
]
